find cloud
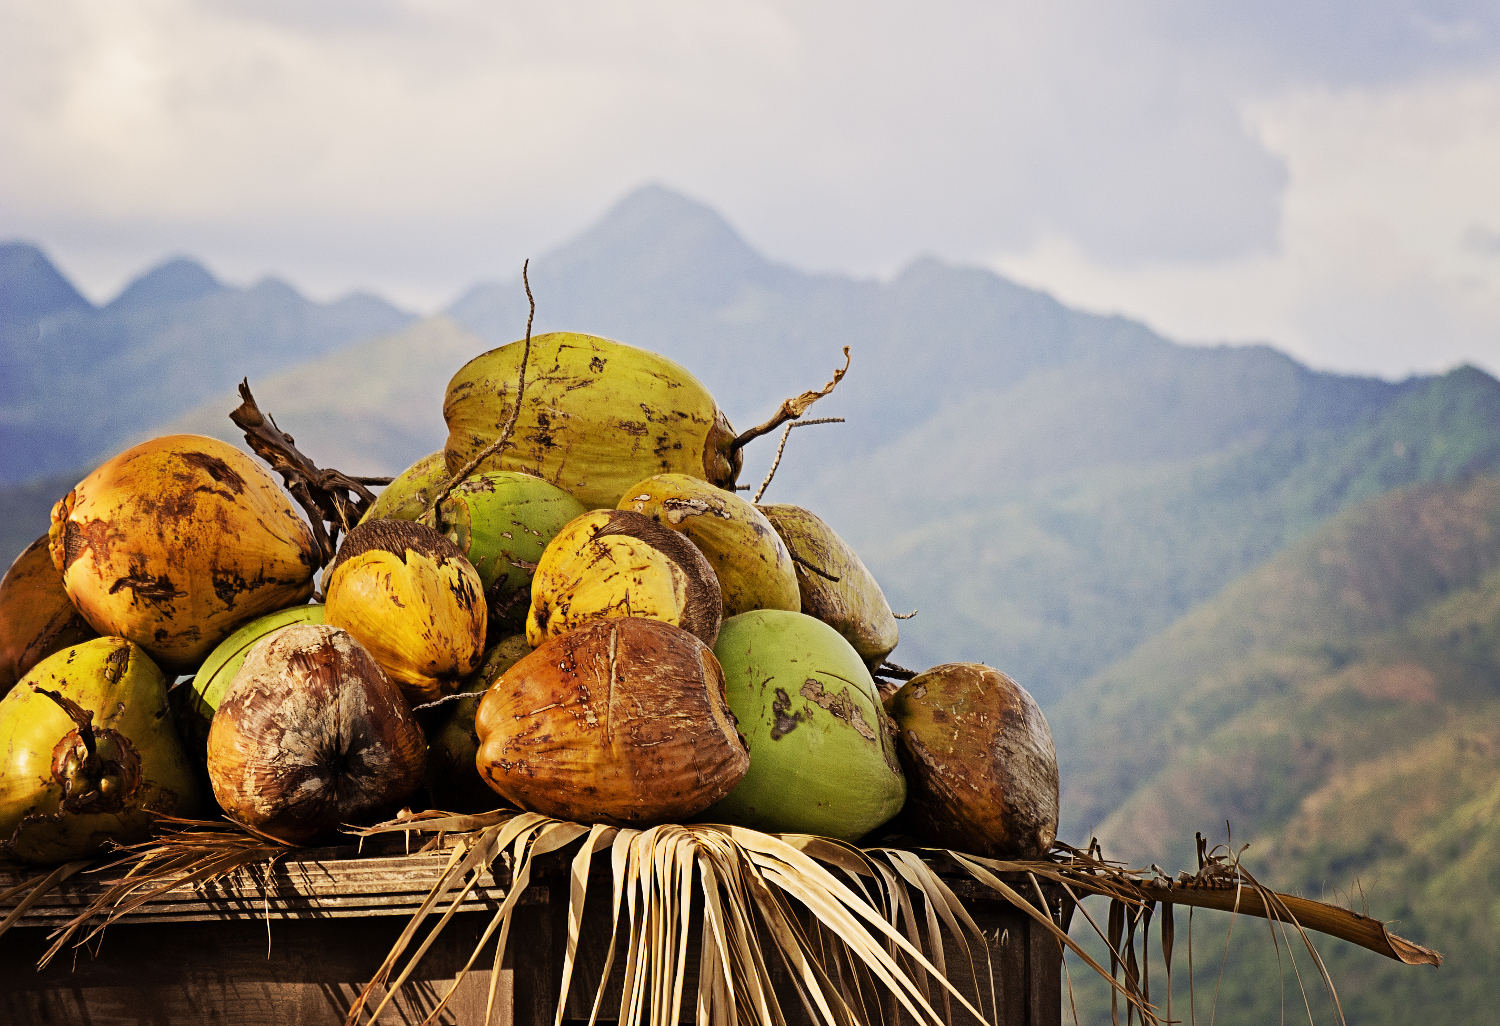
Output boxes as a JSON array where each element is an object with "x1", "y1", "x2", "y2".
[
  {"x1": 994, "y1": 67, "x2": 1500, "y2": 378},
  {"x1": 2, "y1": 0, "x2": 1499, "y2": 379},
  {"x1": 0, "y1": 0, "x2": 1291, "y2": 304}
]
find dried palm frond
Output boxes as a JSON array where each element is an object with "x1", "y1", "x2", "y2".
[
  {"x1": 1, "y1": 811, "x2": 1441, "y2": 1026},
  {"x1": 342, "y1": 811, "x2": 1161, "y2": 1026},
  {"x1": 0, "y1": 816, "x2": 293, "y2": 964}
]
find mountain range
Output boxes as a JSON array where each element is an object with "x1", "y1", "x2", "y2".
[
  {"x1": 0, "y1": 242, "x2": 414, "y2": 483},
  {"x1": 3, "y1": 185, "x2": 1497, "y2": 1021},
  {"x1": 1062, "y1": 475, "x2": 1500, "y2": 1024}
]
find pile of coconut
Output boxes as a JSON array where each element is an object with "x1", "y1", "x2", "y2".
[{"x1": 0, "y1": 328, "x2": 1058, "y2": 865}]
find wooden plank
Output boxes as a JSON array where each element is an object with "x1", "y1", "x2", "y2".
[
  {"x1": 0, "y1": 910, "x2": 515, "y2": 1026},
  {"x1": 1, "y1": 849, "x2": 1071, "y2": 1025}
]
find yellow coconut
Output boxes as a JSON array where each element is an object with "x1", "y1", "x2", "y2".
[
  {"x1": 48, "y1": 435, "x2": 318, "y2": 673},
  {"x1": 618, "y1": 473, "x2": 800, "y2": 618},
  {"x1": 526, "y1": 509, "x2": 721, "y2": 648},
  {"x1": 443, "y1": 332, "x2": 741, "y2": 509},
  {"x1": 324, "y1": 519, "x2": 487, "y2": 706}
]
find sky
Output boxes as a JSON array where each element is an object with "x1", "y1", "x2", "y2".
[{"x1": 3, "y1": 1, "x2": 1499, "y2": 380}]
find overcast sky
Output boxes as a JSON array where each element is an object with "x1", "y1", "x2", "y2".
[{"x1": 4, "y1": 1, "x2": 1499, "y2": 379}]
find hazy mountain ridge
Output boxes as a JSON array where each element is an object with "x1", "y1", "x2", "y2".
[
  {"x1": 8, "y1": 189, "x2": 1500, "y2": 710},
  {"x1": 0, "y1": 242, "x2": 416, "y2": 482},
  {"x1": 1057, "y1": 475, "x2": 1500, "y2": 1023}
]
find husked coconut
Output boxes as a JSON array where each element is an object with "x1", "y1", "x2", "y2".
[
  {"x1": 475, "y1": 618, "x2": 748, "y2": 826},
  {"x1": 885, "y1": 663, "x2": 1059, "y2": 859},
  {"x1": 207, "y1": 624, "x2": 426, "y2": 845}
]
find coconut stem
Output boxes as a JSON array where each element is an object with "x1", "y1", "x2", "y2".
[
  {"x1": 33, "y1": 685, "x2": 99, "y2": 768},
  {"x1": 729, "y1": 347, "x2": 852, "y2": 454},
  {"x1": 229, "y1": 381, "x2": 388, "y2": 566},
  {"x1": 751, "y1": 417, "x2": 845, "y2": 503},
  {"x1": 422, "y1": 260, "x2": 536, "y2": 526}
]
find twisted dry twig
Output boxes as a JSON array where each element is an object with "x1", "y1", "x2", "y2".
[
  {"x1": 422, "y1": 260, "x2": 537, "y2": 527},
  {"x1": 752, "y1": 417, "x2": 845, "y2": 503}
]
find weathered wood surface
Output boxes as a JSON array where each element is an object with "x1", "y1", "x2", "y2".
[{"x1": 0, "y1": 842, "x2": 1071, "y2": 1025}]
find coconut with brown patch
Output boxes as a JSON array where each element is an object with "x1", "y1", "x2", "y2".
[
  {"x1": 619, "y1": 473, "x2": 800, "y2": 618},
  {"x1": 0, "y1": 637, "x2": 202, "y2": 864},
  {"x1": 474, "y1": 618, "x2": 748, "y2": 826},
  {"x1": 324, "y1": 519, "x2": 487, "y2": 706},
  {"x1": 526, "y1": 509, "x2": 722, "y2": 648},
  {"x1": 884, "y1": 662, "x2": 1059, "y2": 859},
  {"x1": 359, "y1": 451, "x2": 450, "y2": 524},
  {"x1": 443, "y1": 332, "x2": 742, "y2": 510},
  {"x1": 206, "y1": 623, "x2": 426, "y2": 845},
  {"x1": 700, "y1": 609, "x2": 906, "y2": 842},
  {"x1": 46, "y1": 434, "x2": 319, "y2": 673},
  {"x1": 758, "y1": 503, "x2": 899, "y2": 675}
]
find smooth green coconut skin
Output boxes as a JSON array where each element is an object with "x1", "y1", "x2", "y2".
[
  {"x1": 360, "y1": 452, "x2": 449, "y2": 524},
  {"x1": 0, "y1": 638, "x2": 203, "y2": 864},
  {"x1": 700, "y1": 609, "x2": 905, "y2": 841},
  {"x1": 434, "y1": 472, "x2": 587, "y2": 631}
]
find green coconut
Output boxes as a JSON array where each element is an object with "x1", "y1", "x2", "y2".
[
  {"x1": 425, "y1": 633, "x2": 530, "y2": 812},
  {"x1": 699, "y1": 609, "x2": 905, "y2": 841},
  {"x1": 360, "y1": 451, "x2": 450, "y2": 524},
  {"x1": 434, "y1": 471, "x2": 587, "y2": 632},
  {"x1": 173, "y1": 603, "x2": 325, "y2": 762},
  {"x1": 0, "y1": 637, "x2": 203, "y2": 864}
]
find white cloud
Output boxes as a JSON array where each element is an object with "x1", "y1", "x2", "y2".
[
  {"x1": 1, "y1": 0, "x2": 1498, "y2": 380},
  {"x1": 994, "y1": 68, "x2": 1500, "y2": 378}
]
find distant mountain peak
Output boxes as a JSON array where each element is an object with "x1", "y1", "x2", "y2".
[
  {"x1": 107, "y1": 257, "x2": 225, "y2": 312},
  {"x1": 542, "y1": 184, "x2": 771, "y2": 284},
  {"x1": 0, "y1": 241, "x2": 92, "y2": 323}
]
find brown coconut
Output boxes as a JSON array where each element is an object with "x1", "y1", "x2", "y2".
[
  {"x1": 0, "y1": 535, "x2": 98, "y2": 698},
  {"x1": 884, "y1": 663, "x2": 1059, "y2": 858},
  {"x1": 475, "y1": 618, "x2": 748, "y2": 826},
  {"x1": 206, "y1": 624, "x2": 426, "y2": 844}
]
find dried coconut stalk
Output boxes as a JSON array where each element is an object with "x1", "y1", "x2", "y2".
[
  {"x1": 731, "y1": 346, "x2": 852, "y2": 453},
  {"x1": 229, "y1": 381, "x2": 390, "y2": 566},
  {"x1": 421, "y1": 260, "x2": 535, "y2": 524}
]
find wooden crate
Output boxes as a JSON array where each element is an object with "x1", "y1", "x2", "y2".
[{"x1": 0, "y1": 838, "x2": 1073, "y2": 1025}]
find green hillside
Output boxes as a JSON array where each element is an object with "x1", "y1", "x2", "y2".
[{"x1": 1053, "y1": 476, "x2": 1500, "y2": 1023}]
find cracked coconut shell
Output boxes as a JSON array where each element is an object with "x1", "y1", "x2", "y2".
[
  {"x1": 700, "y1": 609, "x2": 905, "y2": 842},
  {"x1": 443, "y1": 332, "x2": 742, "y2": 510},
  {"x1": 474, "y1": 618, "x2": 748, "y2": 826},
  {"x1": 526, "y1": 509, "x2": 722, "y2": 648},
  {"x1": 619, "y1": 473, "x2": 800, "y2": 618},
  {"x1": 206, "y1": 623, "x2": 426, "y2": 845},
  {"x1": 758, "y1": 504, "x2": 899, "y2": 675},
  {"x1": 0, "y1": 535, "x2": 98, "y2": 699},
  {"x1": 884, "y1": 663, "x2": 1059, "y2": 859},
  {"x1": 324, "y1": 519, "x2": 487, "y2": 706},
  {"x1": 47, "y1": 434, "x2": 319, "y2": 673},
  {"x1": 0, "y1": 637, "x2": 202, "y2": 864}
]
